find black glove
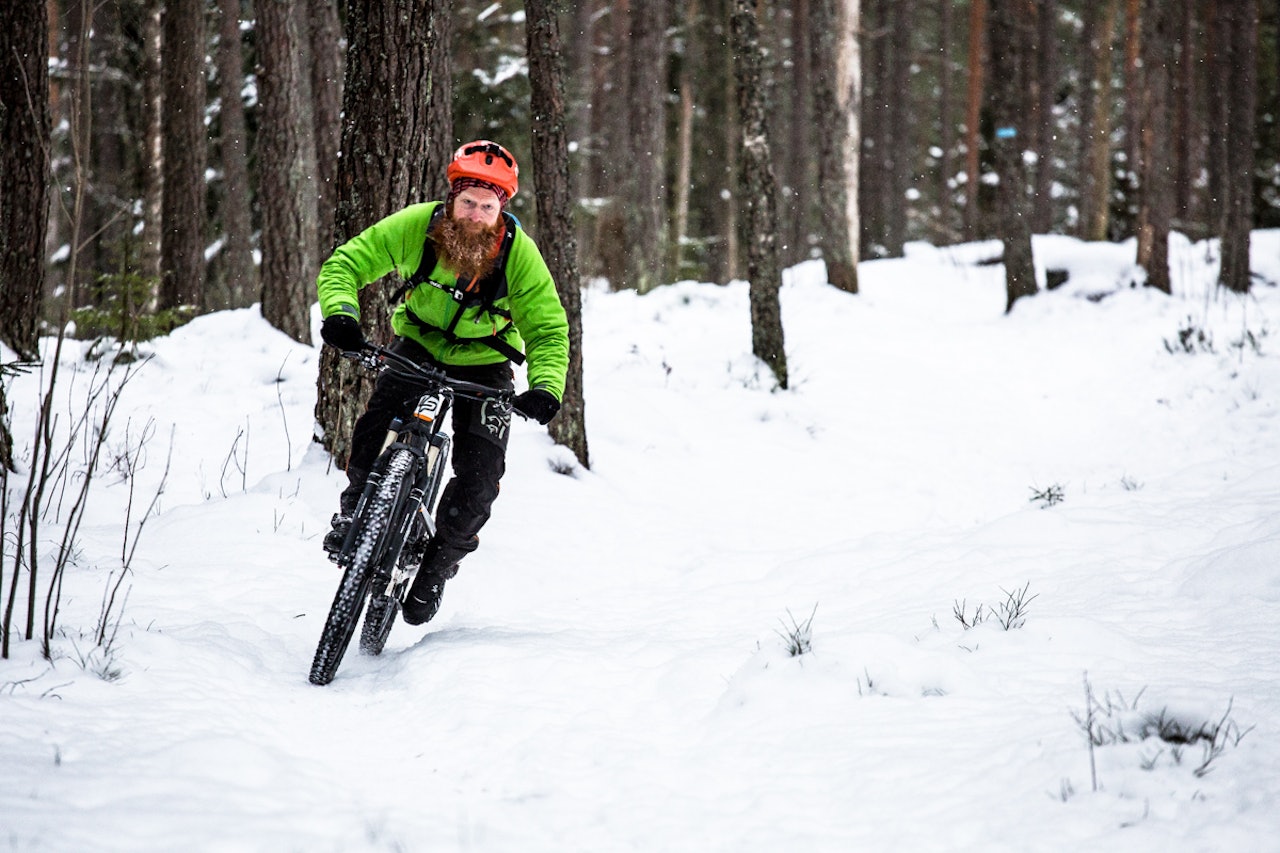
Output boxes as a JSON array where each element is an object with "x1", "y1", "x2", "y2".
[
  {"x1": 512, "y1": 388, "x2": 561, "y2": 425},
  {"x1": 320, "y1": 314, "x2": 366, "y2": 352}
]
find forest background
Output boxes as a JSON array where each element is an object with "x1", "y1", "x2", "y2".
[{"x1": 0, "y1": 0, "x2": 1277, "y2": 466}]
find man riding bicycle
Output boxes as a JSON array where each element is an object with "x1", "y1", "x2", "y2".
[{"x1": 317, "y1": 140, "x2": 569, "y2": 627}]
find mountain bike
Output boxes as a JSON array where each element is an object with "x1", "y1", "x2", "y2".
[{"x1": 308, "y1": 343, "x2": 517, "y2": 686}]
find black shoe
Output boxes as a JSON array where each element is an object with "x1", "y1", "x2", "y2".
[
  {"x1": 322, "y1": 513, "x2": 352, "y2": 558},
  {"x1": 402, "y1": 575, "x2": 447, "y2": 626}
]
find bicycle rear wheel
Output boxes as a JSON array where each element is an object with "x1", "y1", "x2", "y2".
[{"x1": 309, "y1": 449, "x2": 413, "y2": 685}]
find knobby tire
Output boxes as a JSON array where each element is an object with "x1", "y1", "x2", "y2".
[
  {"x1": 359, "y1": 468, "x2": 414, "y2": 657},
  {"x1": 309, "y1": 449, "x2": 414, "y2": 685}
]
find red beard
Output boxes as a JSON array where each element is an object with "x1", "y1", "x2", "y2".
[{"x1": 430, "y1": 214, "x2": 505, "y2": 283}]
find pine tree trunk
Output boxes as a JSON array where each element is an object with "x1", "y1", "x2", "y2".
[
  {"x1": 309, "y1": 0, "x2": 344, "y2": 254},
  {"x1": 566, "y1": 0, "x2": 595, "y2": 203},
  {"x1": 732, "y1": 0, "x2": 787, "y2": 389},
  {"x1": 1078, "y1": 0, "x2": 1117, "y2": 241},
  {"x1": 811, "y1": 0, "x2": 859, "y2": 294},
  {"x1": 1218, "y1": 0, "x2": 1257, "y2": 293},
  {"x1": 1119, "y1": 0, "x2": 1141, "y2": 235},
  {"x1": 314, "y1": 0, "x2": 448, "y2": 469},
  {"x1": 623, "y1": 0, "x2": 668, "y2": 293},
  {"x1": 1205, "y1": 3, "x2": 1227, "y2": 236},
  {"x1": 1135, "y1": 0, "x2": 1174, "y2": 294},
  {"x1": 785, "y1": 0, "x2": 812, "y2": 266},
  {"x1": 140, "y1": 0, "x2": 164, "y2": 297},
  {"x1": 159, "y1": 0, "x2": 207, "y2": 313},
  {"x1": 963, "y1": 0, "x2": 987, "y2": 238},
  {"x1": 721, "y1": 0, "x2": 740, "y2": 284},
  {"x1": 673, "y1": 56, "x2": 695, "y2": 278},
  {"x1": 1030, "y1": 0, "x2": 1056, "y2": 235},
  {"x1": 424, "y1": 0, "x2": 453, "y2": 202},
  {"x1": 885, "y1": 0, "x2": 912, "y2": 257},
  {"x1": 588, "y1": 0, "x2": 628, "y2": 286},
  {"x1": 1171, "y1": 0, "x2": 1197, "y2": 235},
  {"x1": 525, "y1": 0, "x2": 589, "y2": 469},
  {"x1": 938, "y1": 0, "x2": 956, "y2": 242},
  {"x1": 215, "y1": 0, "x2": 257, "y2": 309},
  {"x1": 256, "y1": 0, "x2": 318, "y2": 344},
  {"x1": 858, "y1": 0, "x2": 885, "y2": 257},
  {"x1": 672, "y1": 0, "x2": 697, "y2": 279},
  {"x1": 86, "y1": 1, "x2": 128, "y2": 306},
  {"x1": 0, "y1": 0, "x2": 50, "y2": 359},
  {"x1": 63, "y1": 0, "x2": 93, "y2": 314},
  {"x1": 988, "y1": 0, "x2": 1036, "y2": 312}
]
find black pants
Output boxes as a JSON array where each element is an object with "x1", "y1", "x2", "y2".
[{"x1": 346, "y1": 337, "x2": 514, "y2": 568}]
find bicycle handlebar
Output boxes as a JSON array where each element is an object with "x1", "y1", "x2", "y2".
[{"x1": 343, "y1": 344, "x2": 523, "y2": 412}]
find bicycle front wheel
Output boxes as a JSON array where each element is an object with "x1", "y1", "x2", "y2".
[{"x1": 309, "y1": 449, "x2": 414, "y2": 685}]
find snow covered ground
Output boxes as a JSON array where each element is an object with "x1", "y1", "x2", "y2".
[{"x1": 3, "y1": 231, "x2": 1280, "y2": 852}]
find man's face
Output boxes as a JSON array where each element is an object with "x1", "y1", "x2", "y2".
[{"x1": 452, "y1": 185, "x2": 502, "y2": 228}]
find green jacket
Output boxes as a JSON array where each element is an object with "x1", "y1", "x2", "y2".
[{"x1": 317, "y1": 201, "x2": 570, "y2": 400}]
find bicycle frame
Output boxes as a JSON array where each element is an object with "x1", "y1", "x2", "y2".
[{"x1": 352, "y1": 382, "x2": 454, "y2": 599}]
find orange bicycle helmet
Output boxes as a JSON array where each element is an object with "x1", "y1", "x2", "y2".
[{"x1": 447, "y1": 140, "x2": 519, "y2": 201}]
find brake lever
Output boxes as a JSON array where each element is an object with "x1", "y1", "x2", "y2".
[{"x1": 340, "y1": 347, "x2": 384, "y2": 371}]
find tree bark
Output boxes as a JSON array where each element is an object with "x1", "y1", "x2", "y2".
[
  {"x1": 215, "y1": 0, "x2": 257, "y2": 309},
  {"x1": 1171, "y1": 0, "x2": 1197, "y2": 235},
  {"x1": 885, "y1": 0, "x2": 912, "y2": 257},
  {"x1": 1078, "y1": 0, "x2": 1117, "y2": 241},
  {"x1": 963, "y1": 0, "x2": 987, "y2": 238},
  {"x1": 732, "y1": 0, "x2": 787, "y2": 388},
  {"x1": 720, "y1": 0, "x2": 740, "y2": 283},
  {"x1": 1118, "y1": 0, "x2": 1141, "y2": 235},
  {"x1": 988, "y1": 0, "x2": 1036, "y2": 312},
  {"x1": 811, "y1": 0, "x2": 859, "y2": 294},
  {"x1": 623, "y1": 0, "x2": 668, "y2": 293},
  {"x1": 140, "y1": 0, "x2": 164, "y2": 294},
  {"x1": 938, "y1": 0, "x2": 956, "y2": 242},
  {"x1": 858, "y1": 0, "x2": 885, "y2": 257},
  {"x1": 587, "y1": 0, "x2": 628, "y2": 286},
  {"x1": 423, "y1": 0, "x2": 453, "y2": 203},
  {"x1": 314, "y1": 0, "x2": 449, "y2": 468},
  {"x1": 159, "y1": 0, "x2": 207, "y2": 313},
  {"x1": 1218, "y1": 0, "x2": 1257, "y2": 293},
  {"x1": 1030, "y1": 0, "x2": 1056, "y2": 235},
  {"x1": 1135, "y1": 0, "x2": 1174, "y2": 293},
  {"x1": 672, "y1": 0, "x2": 698, "y2": 279},
  {"x1": 566, "y1": 0, "x2": 596, "y2": 202},
  {"x1": 256, "y1": 0, "x2": 318, "y2": 343},
  {"x1": 62, "y1": 0, "x2": 93, "y2": 314},
  {"x1": 785, "y1": 0, "x2": 812, "y2": 266},
  {"x1": 309, "y1": 0, "x2": 344, "y2": 253},
  {"x1": 0, "y1": 0, "x2": 51, "y2": 359},
  {"x1": 525, "y1": 0, "x2": 589, "y2": 469}
]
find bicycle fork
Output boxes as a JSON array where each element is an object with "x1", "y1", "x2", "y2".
[{"x1": 374, "y1": 430, "x2": 452, "y2": 601}]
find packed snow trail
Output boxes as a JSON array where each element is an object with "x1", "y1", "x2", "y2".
[{"x1": 4, "y1": 235, "x2": 1280, "y2": 851}]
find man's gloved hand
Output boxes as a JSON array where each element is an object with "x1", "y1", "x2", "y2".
[
  {"x1": 320, "y1": 314, "x2": 366, "y2": 352},
  {"x1": 512, "y1": 388, "x2": 560, "y2": 425}
]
